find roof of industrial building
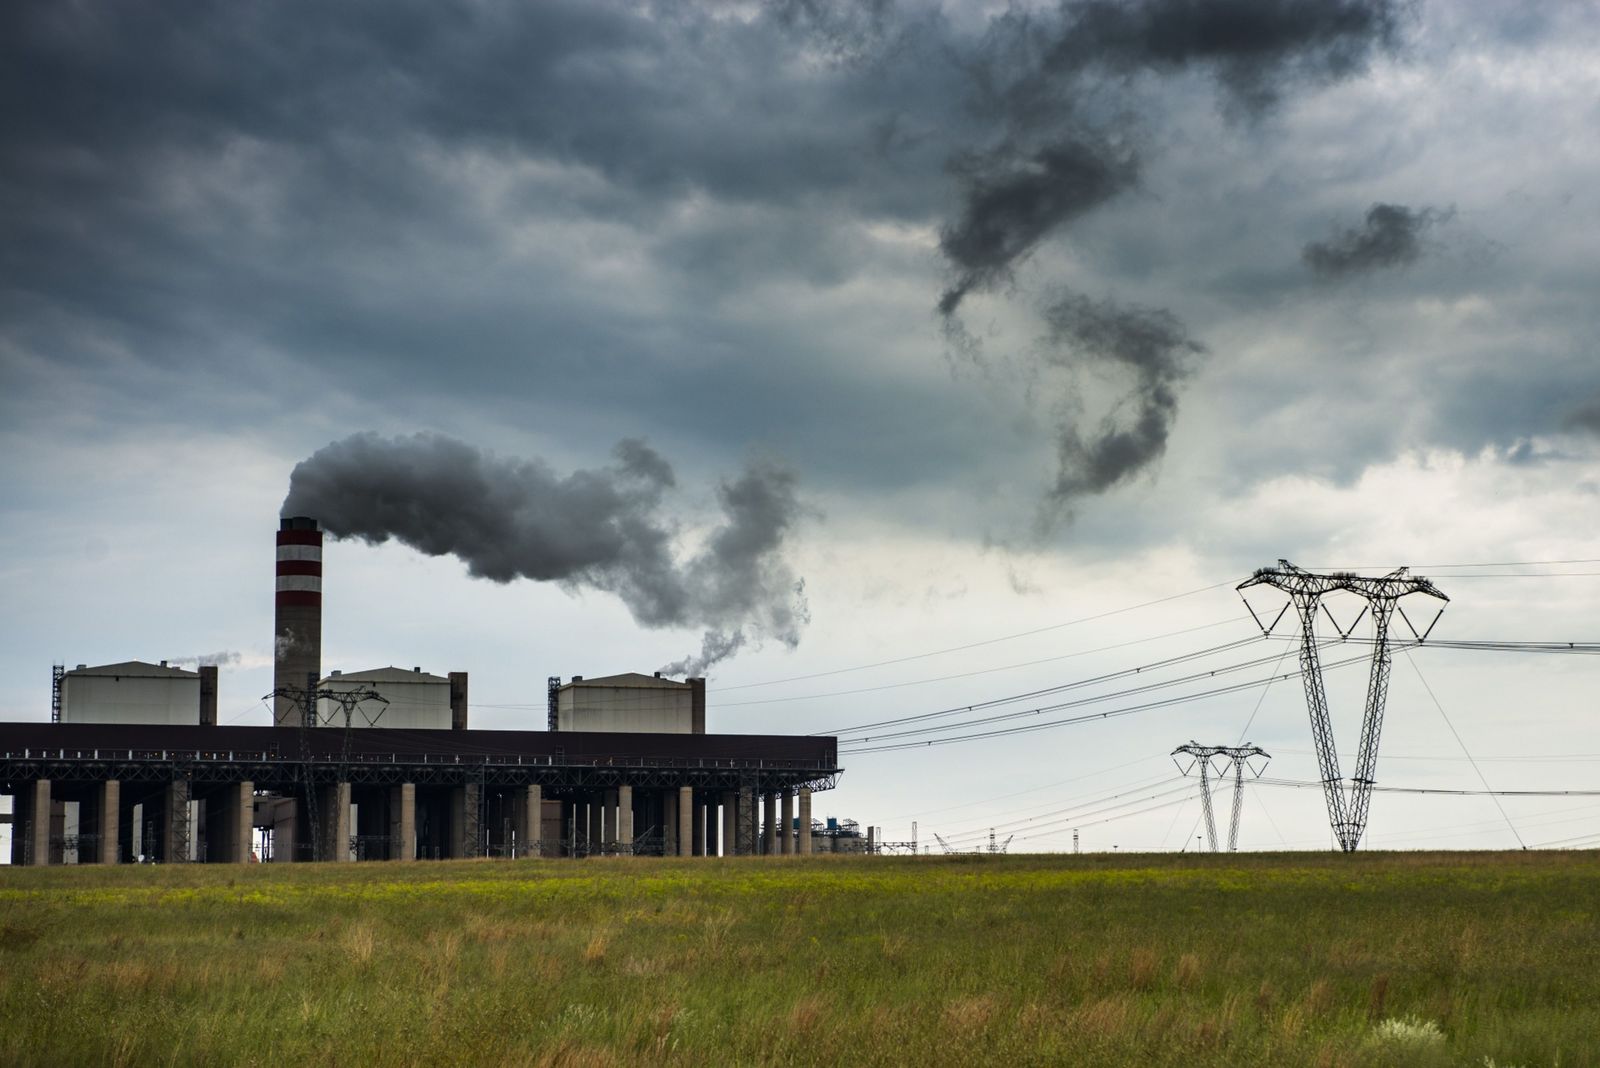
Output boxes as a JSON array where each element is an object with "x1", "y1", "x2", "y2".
[
  {"x1": 64, "y1": 660, "x2": 200, "y2": 679},
  {"x1": 322, "y1": 667, "x2": 449, "y2": 684},
  {"x1": 562, "y1": 672, "x2": 692, "y2": 690}
]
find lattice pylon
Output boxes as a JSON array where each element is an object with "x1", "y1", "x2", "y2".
[{"x1": 1238, "y1": 561, "x2": 1446, "y2": 852}]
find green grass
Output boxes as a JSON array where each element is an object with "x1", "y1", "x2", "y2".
[{"x1": 1, "y1": 851, "x2": 1596, "y2": 1066}]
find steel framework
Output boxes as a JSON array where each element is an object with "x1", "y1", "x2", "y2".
[
  {"x1": 1238, "y1": 560, "x2": 1446, "y2": 852},
  {"x1": 266, "y1": 675, "x2": 387, "y2": 861},
  {"x1": 1172, "y1": 742, "x2": 1270, "y2": 851}
]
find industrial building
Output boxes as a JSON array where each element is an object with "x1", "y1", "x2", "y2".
[{"x1": 0, "y1": 517, "x2": 840, "y2": 865}]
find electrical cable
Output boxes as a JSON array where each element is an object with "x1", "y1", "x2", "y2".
[
  {"x1": 840, "y1": 646, "x2": 1376, "y2": 753},
  {"x1": 934, "y1": 777, "x2": 1189, "y2": 841},
  {"x1": 715, "y1": 580, "x2": 1238, "y2": 691},
  {"x1": 832, "y1": 635, "x2": 1272, "y2": 741},
  {"x1": 715, "y1": 616, "x2": 1249, "y2": 709},
  {"x1": 1403, "y1": 651, "x2": 1528, "y2": 848}
]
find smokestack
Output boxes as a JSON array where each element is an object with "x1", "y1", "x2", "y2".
[
  {"x1": 690, "y1": 677, "x2": 706, "y2": 734},
  {"x1": 273, "y1": 516, "x2": 322, "y2": 727},
  {"x1": 449, "y1": 671, "x2": 468, "y2": 731},
  {"x1": 198, "y1": 665, "x2": 218, "y2": 727}
]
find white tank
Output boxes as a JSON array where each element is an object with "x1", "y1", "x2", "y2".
[
  {"x1": 316, "y1": 667, "x2": 451, "y2": 730},
  {"x1": 59, "y1": 661, "x2": 202, "y2": 725}
]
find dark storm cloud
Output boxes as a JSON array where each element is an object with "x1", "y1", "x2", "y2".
[
  {"x1": 1302, "y1": 203, "x2": 1444, "y2": 278},
  {"x1": 282, "y1": 433, "x2": 808, "y2": 666},
  {"x1": 1039, "y1": 293, "x2": 1205, "y2": 501},
  {"x1": 936, "y1": 0, "x2": 1405, "y2": 315}
]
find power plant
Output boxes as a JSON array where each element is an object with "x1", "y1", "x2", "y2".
[{"x1": 0, "y1": 517, "x2": 841, "y2": 865}]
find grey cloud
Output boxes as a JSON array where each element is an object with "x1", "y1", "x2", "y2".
[
  {"x1": 1302, "y1": 203, "x2": 1444, "y2": 279},
  {"x1": 282, "y1": 433, "x2": 809, "y2": 661},
  {"x1": 1040, "y1": 293, "x2": 1206, "y2": 502}
]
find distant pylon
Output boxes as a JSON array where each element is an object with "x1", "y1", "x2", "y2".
[
  {"x1": 1172, "y1": 742, "x2": 1270, "y2": 851},
  {"x1": 1238, "y1": 560, "x2": 1447, "y2": 853}
]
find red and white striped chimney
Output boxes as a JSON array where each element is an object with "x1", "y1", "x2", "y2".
[{"x1": 273, "y1": 516, "x2": 322, "y2": 727}]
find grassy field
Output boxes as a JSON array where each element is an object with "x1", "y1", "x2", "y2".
[{"x1": 1, "y1": 851, "x2": 1595, "y2": 1067}]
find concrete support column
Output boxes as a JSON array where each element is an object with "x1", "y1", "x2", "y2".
[
  {"x1": 780, "y1": 789, "x2": 794, "y2": 855},
  {"x1": 799, "y1": 788, "x2": 812, "y2": 855},
  {"x1": 587, "y1": 794, "x2": 602, "y2": 855},
  {"x1": 449, "y1": 783, "x2": 480, "y2": 859},
  {"x1": 99, "y1": 780, "x2": 121, "y2": 865},
  {"x1": 389, "y1": 783, "x2": 416, "y2": 860},
  {"x1": 520, "y1": 784, "x2": 542, "y2": 857},
  {"x1": 164, "y1": 780, "x2": 191, "y2": 864},
  {"x1": 272, "y1": 798, "x2": 298, "y2": 862},
  {"x1": 693, "y1": 798, "x2": 707, "y2": 856},
  {"x1": 763, "y1": 792, "x2": 778, "y2": 855},
  {"x1": 677, "y1": 787, "x2": 694, "y2": 857},
  {"x1": 618, "y1": 785, "x2": 634, "y2": 854},
  {"x1": 321, "y1": 782, "x2": 351, "y2": 862},
  {"x1": 230, "y1": 781, "x2": 254, "y2": 863},
  {"x1": 602, "y1": 789, "x2": 619, "y2": 850},
  {"x1": 663, "y1": 788, "x2": 678, "y2": 856},
  {"x1": 721, "y1": 792, "x2": 737, "y2": 856},
  {"x1": 28, "y1": 779, "x2": 51, "y2": 866}
]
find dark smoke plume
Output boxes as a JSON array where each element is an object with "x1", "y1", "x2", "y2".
[
  {"x1": 938, "y1": 139, "x2": 1138, "y2": 316},
  {"x1": 1302, "y1": 203, "x2": 1443, "y2": 278},
  {"x1": 1039, "y1": 293, "x2": 1206, "y2": 502},
  {"x1": 938, "y1": 0, "x2": 1404, "y2": 316},
  {"x1": 1043, "y1": 0, "x2": 1405, "y2": 112},
  {"x1": 282, "y1": 433, "x2": 808, "y2": 672},
  {"x1": 932, "y1": 1, "x2": 1402, "y2": 518}
]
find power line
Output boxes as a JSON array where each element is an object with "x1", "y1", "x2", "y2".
[
  {"x1": 714, "y1": 580, "x2": 1238, "y2": 692},
  {"x1": 940, "y1": 780, "x2": 1196, "y2": 844},
  {"x1": 841, "y1": 649, "x2": 1376, "y2": 754},
  {"x1": 1264, "y1": 635, "x2": 1600, "y2": 654},
  {"x1": 880, "y1": 753, "x2": 1168, "y2": 823},
  {"x1": 1253, "y1": 777, "x2": 1600, "y2": 797},
  {"x1": 1300, "y1": 558, "x2": 1600, "y2": 570},
  {"x1": 715, "y1": 616, "x2": 1248, "y2": 709},
  {"x1": 935, "y1": 775, "x2": 1187, "y2": 841},
  {"x1": 826, "y1": 634, "x2": 1266, "y2": 738},
  {"x1": 1403, "y1": 652, "x2": 1527, "y2": 848}
]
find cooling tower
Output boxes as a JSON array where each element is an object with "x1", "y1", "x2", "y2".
[{"x1": 273, "y1": 516, "x2": 322, "y2": 726}]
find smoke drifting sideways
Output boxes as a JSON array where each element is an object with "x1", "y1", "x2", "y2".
[
  {"x1": 1040, "y1": 293, "x2": 1206, "y2": 508},
  {"x1": 939, "y1": 0, "x2": 1406, "y2": 318},
  {"x1": 1302, "y1": 202, "x2": 1445, "y2": 279},
  {"x1": 281, "y1": 432, "x2": 809, "y2": 676},
  {"x1": 933, "y1": 0, "x2": 1404, "y2": 515},
  {"x1": 166, "y1": 651, "x2": 242, "y2": 668}
]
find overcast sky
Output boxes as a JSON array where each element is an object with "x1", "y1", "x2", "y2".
[{"x1": 3, "y1": 0, "x2": 1598, "y2": 853}]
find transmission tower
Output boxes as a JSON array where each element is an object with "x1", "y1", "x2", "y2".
[
  {"x1": 1172, "y1": 742, "x2": 1270, "y2": 851},
  {"x1": 1238, "y1": 560, "x2": 1447, "y2": 852},
  {"x1": 265, "y1": 676, "x2": 386, "y2": 861}
]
